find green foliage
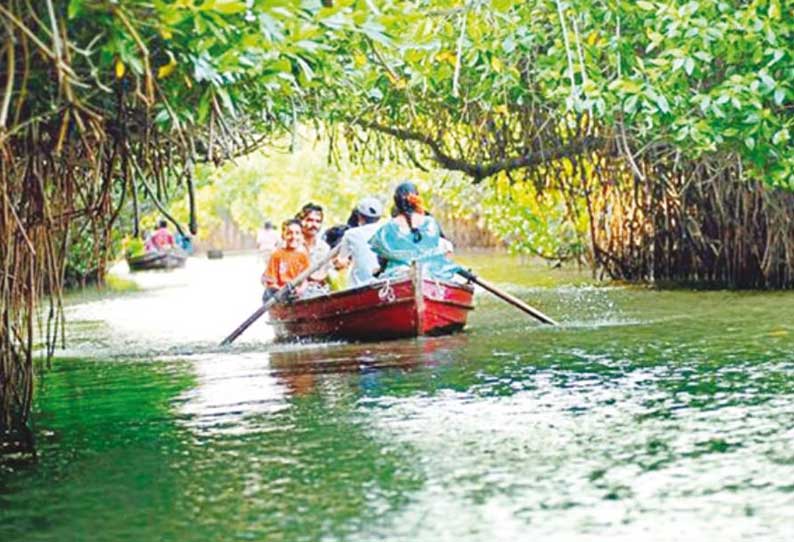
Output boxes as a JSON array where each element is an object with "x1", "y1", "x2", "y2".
[
  {"x1": 51, "y1": 0, "x2": 794, "y2": 258},
  {"x1": 607, "y1": 0, "x2": 794, "y2": 186},
  {"x1": 104, "y1": 274, "x2": 140, "y2": 293},
  {"x1": 167, "y1": 131, "x2": 580, "y2": 259},
  {"x1": 64, "y1": 234, "x2": 98, "y2": 286},
  {"x1": 170, "y1": 136, "x2": 442, "y2": 238},
  {"x1": 12, "y1": 0, "x2": 794, "y2": 280},
  {"x1": 432, "y1": 168, "x2": 589, "y2": 260},
  {"x1": 63, "y1": 228, "x2": 123, "y2": 288},
  {"x1": 124, "y1": 238, "x2": 146, "y2": 258},
  {"x1": 321, "y1": 0, "x2": 794, "y2": 186},
  {"x1": 57, "y1": 0, "x2": 394, "y2": 137}
]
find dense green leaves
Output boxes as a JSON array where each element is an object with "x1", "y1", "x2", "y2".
[
  {"x1": 609, "y1": 0, "x2": 794, "y2": 185},
  {"x1": 309, "y1": 0, "x2": 793, "y2": 187},
  {"x1": 6, "y1": 0, "x2": 794, "y2": 274},
  {"x1": 47, "y1": 1, "x2": 794, "y2": 185}
]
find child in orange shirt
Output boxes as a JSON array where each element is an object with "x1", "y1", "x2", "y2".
[{"x1": 262, "y1": 219, "x2": 310, "y2": 296}]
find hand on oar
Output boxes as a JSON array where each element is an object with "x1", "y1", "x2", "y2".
[
  {"x1": 457, "y1": 269, "x2": 558, "y2": 326},
  {"x1": 220, "y1": 244, "x2": 342, "y2": 346}
]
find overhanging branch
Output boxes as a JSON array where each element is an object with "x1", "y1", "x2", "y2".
[{"x1": 350, "y1": 118, "x2": 604, "y2": 182}]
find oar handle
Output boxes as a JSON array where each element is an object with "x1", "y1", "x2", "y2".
[
  {"x1": 459, "y1": 269, "x2": 559, "y2": 326},
  {"x1": 220, "y1": 244, "x2": 342, "y2": 346}
]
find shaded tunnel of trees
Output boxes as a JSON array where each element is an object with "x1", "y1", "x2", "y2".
[{"x1": 1, "y1": 0, "x2": 793, "y2": 440}]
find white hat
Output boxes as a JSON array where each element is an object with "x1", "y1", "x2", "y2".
[{"x1": 356, "y1": 197, "x2": 383, "y2": 218}]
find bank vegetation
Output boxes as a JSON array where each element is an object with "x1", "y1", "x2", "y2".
[{"x1": 1, "y1": 0, "x2": 792, "y2": 439}]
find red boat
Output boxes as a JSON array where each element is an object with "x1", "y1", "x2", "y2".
[{"x1": 268, "y1": 265, "x2": 474, "y2": 341}]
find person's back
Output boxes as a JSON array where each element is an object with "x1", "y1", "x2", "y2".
[
  {"x1": 342, "y1": 222, "x2": 382, "y2": 287},
  {"x1": 175, "y1": 232, "x2": 194, "y2": 254},
  {"x1": 371, "y1": 214, "x2": 445, "y2": 265},
  {"x1": 369, "y1": 183, "x2": 460, "y2": 281},
  {"x1": 150, "y1": 221, "x2": 174, "y2": 251},
  {"x1": 335, "y1": 197, "x2": 384, "y2": 288}
]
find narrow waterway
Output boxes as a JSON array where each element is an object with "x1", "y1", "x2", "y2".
[{"x1": 2, "y1": 252, "x2": 794, "y2": 541}]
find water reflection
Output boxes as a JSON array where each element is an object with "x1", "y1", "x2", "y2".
[
  {"x1": 4, "y1": 252, "x2": 794, "y2": 542},
  {"x1": 176, "y1": 353, "x2": 290, "y2": 434},
  {"x1": 268, "y1": 335, "x2": 468, "y2": 390},
  {"x1": 174, "y1": 334, "x2": 471, "y2": 440}
]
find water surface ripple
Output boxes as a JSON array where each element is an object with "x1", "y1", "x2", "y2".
[{"x1": 2, "y1": 253, "x2": 794, "y2": 541}]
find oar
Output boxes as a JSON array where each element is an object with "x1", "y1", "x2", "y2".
[
  {"x1": 220, "y1": 244, "x2": 342, "y2": 346},
  {"x1": 457, "y1": 269, "x2": 559, "y2": 326}
]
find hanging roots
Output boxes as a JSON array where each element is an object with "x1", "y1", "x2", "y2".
[{"x1": 0, "y1": 1, "x2": 257, "y2": 441}]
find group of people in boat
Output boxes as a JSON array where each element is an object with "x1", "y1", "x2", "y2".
[
  {"x1": 142, "y1": 220, "x2": 193, "y2": 254},
  {"x1": 259, "y1": 182, "x2": 460, "y2": 299}
]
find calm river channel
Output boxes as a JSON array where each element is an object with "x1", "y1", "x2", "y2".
[{"x1": 2, "y1": 252, "x2": 794, "y2": 541}]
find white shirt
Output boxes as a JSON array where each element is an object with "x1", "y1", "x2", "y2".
[
  {"x1": 306, "y1": 236, "x2": 330, "y2": 267},
  {"x1": 340, "y1": 222, "x2": 381, "y2": 287}
]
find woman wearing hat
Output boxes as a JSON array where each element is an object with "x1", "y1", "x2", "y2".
[{"x1": 369, "y1": 182, "x2": 461, "y2": 281}]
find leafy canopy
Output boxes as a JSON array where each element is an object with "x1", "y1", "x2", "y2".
[{"x1": 317, "y1": 0, "x2": 794, "y2": 187}]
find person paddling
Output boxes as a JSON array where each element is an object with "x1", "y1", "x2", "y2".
[
  {"x1": 261, "y1": 219, "x2": 310, "y2": 299},
  {"x1": 369, "y1": 182, "x2": 461, "y2": 280}
]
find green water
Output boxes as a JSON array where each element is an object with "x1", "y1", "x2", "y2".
[{"x1": 2, "y1": 252, "x2": 794, "y2": 541}]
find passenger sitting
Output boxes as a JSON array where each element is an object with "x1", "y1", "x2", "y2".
[
  {"x1": 297, "y1": 202, "x2": 331, "y2": 297},
  {"x1": 175, "y1": 231, "x2": 194, "y2": 254},
  {"x1": 323, "y1": 225, "x2": 349, "y2": 249},
  {"x1": 338, "y1": 196, "x2": 384, "y2": 288},
  {"x1": 261, "y1": 219, "x2": 310, "y2": 298},
  {"x1": 323, "y1": 225, "x2": 350, "y2": 292},
  {"x1": 369, "y1": 182, "x2": 461, "y2": 281},
  {"x1": 150, "y1": 220, "x2": 175, "y2": 251},
  {"x1": 297, "y1": 203, "x2": 329, "y2": 268}
]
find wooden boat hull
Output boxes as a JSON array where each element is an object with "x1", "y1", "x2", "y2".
[
  {"x1": 268, "y1": 266, "x2": 474, "y2": 341},
  {"x1": 127, "y1": 251, "x2": 187, "y2": 272}
]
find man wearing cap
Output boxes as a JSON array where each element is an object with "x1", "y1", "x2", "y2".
[{"x1": 337, "y1": 196, "x2": 385, "y2": 288}]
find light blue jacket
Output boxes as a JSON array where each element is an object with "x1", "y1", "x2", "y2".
[{"x1": 369, "y1": 216, "x2": 461, "y2": 281}]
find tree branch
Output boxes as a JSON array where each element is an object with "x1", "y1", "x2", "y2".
[{"x1": 351, "y1": 119, "x2": 604, "y2": 182}]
